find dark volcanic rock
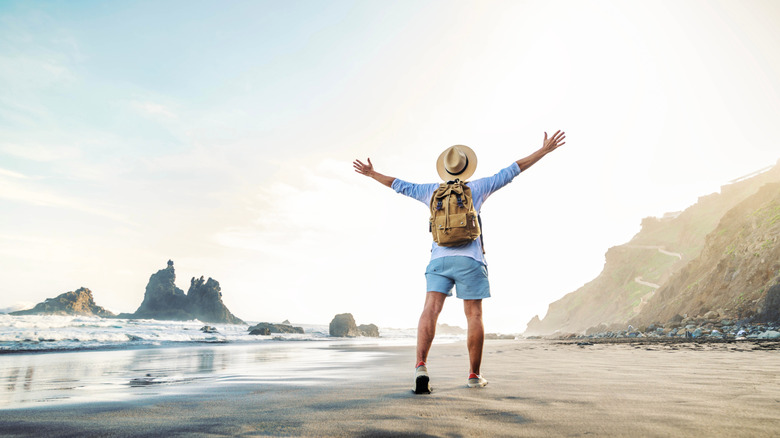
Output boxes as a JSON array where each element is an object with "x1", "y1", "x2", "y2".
[
  {"x1": 247, "y1": 322, "x2": 304, "y2": 334},
  {"x1": 757, "y1": 283, "x2": 780, "y2": 322},
  {"x1": 249, "y1": 327, "x2": 271, "y2": 335},
  {"x1": 129, "y1": 260, "x2": 189, "y2": 320},
  {"x1": 10, "y1": 287, "x2": 114, "y2": 317},
  {"x1": 187, "y1": 276, "x2": 243, "y2": 324},
  {"x1": 122, "y1": 260, "x2": 244, "y2": 324},
  {"x1": 329, "y1": 313, "x2": 379, "y2": 337}
]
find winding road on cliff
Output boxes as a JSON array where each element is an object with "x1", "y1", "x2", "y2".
[{"x1": 631, "y1": 246, "x2": 684, "y2": 314}]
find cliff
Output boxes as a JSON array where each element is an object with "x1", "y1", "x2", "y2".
[
  {"x1": 629, "y1": 182, "x2": 780, "y2": 326},
  {"x1": 526, "y1": 160, "x2": 780, "y2": 336},
  {"x1": 120, "y1": 260, "x2": 244, "y2": 324},
  {"x1": 10, "y1": 287, "x2": 115, "y2": 317}
]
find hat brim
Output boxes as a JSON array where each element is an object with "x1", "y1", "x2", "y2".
[{"x1": 436, "y1": 145, "x2": 477, "y2": 181}]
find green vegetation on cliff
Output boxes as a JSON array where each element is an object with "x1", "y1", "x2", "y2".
[
  {"x1": 525, "y1": 160, "x2": 780, "y2": 336},
  {"x1": 631, "y1": 182, "x2": 780, "y2": 326}
]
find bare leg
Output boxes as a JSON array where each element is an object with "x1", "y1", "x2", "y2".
[
  {"x1": 464, "y1": 299, "x2": 484, "y2": 375},
  {"x1": 416, "y1": 292, "x2": 447, "y2": 364}
]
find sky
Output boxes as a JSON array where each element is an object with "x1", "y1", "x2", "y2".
[{"x1": 1, "y1": 0, "x2": 779, "y2": 333}]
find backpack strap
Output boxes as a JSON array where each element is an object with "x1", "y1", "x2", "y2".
[{"x1": 478, "y1": 214, "x2": 485, "y2": 254}]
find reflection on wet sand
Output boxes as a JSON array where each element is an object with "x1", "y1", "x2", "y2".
[
  {"x1": 0, "y1": 343, "x2": 383, "y2": 408},
  {"x1": 6, "y1": 367, "x2": 18, "y2": 392}
]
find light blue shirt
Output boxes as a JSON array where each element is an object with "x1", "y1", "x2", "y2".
[{"x1": 391, "y1": 162, "x2": 522, "y2": 265}]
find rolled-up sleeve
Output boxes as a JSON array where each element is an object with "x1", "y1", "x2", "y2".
[
  {"x1": 392, "y1": 179, "x2": 438, "y2": 206},
  {"x1": 469, "y1": 163, "x2": 521, "y2": 206}
]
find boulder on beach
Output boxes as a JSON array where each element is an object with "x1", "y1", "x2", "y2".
[
  {"x1": 329, "y1": 313, "x2": 379, "y2": 337},
  {"x1": 757, "y1": 330, "x2": 780, "y2": 339},
  {"x1": 10, "y1": 287, "x2": 115, "y2": 317}
]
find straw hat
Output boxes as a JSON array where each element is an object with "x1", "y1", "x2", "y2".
[{"x1": 436, "y1": 145, "x2": 477, "y2": 181}]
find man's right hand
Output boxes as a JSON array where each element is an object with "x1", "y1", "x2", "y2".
[
  {"x1": 353, "y1": 158, "x2": 375, "y2": 177},
  {"x1": 353, "y1": 158, "x2": 396, "y2": 188}
]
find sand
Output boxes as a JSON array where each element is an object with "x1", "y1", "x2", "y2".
[{"x1": 1, "y1": 339, "x2": 778, "y2": 437}]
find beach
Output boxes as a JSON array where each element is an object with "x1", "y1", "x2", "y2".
[{"x1": 1, "y1": 339, "x2": 778, "y2": 437}]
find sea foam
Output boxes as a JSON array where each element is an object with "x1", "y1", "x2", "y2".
[{"x1": 0, "y1": 315, "x2": 429, "y2": 353}]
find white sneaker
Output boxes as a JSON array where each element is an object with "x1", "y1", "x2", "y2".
[
  {"x1": 467, "y1": 373, "x2": 488, "y2": 388},
  {"x1": 414, "y1": 363, "x2": 431, "y2": 394}
]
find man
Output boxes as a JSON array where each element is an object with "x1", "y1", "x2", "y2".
[{"x1": 353, "y1": 130, "x2": 566, "y2": 394}]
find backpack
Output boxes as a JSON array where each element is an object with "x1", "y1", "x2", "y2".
[{"x1": 429, "y1": 179, "x2": 482, "y2": 248}]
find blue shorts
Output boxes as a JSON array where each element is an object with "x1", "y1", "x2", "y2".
[{"x1": 424, "y1": 256, "x2": 490, "y2": 300}]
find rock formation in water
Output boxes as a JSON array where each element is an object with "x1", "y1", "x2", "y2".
[
  {"x1": 357, "y1": 323, "x2": 380, "y2": 337},
  {"x1": 120, "y1": 260, "x2": 244, "y2": 324},
  {"x1": 249, "y1": 326, "x2": 271, "y2": 335},
  {"x1": 329, "y1": 313, "x2": 379, "y2": 337},
  {"x1": 187, "y1": 276, "x2": 243, "y2": 324},
  {"x1": 126, "y1": 260, "x2": 190, "y2": 320},
  {"x1": 247, "y1": 321, "x2": 304, "y2": 335},
  {"x1": 10, "y1": 287, "x2": 115, "y2": 317}
]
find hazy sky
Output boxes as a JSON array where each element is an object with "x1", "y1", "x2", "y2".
[{"x1": 1, "y1": 0, "x2": 778, "y2": 332}]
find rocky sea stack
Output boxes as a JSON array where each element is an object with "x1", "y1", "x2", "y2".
[
  {"x1": 10, "y1": 287, "x2": 115, "y2": 317},
  {"x1": 187, "y1": 276, "x2": 244, "y2": 324},
  {"x1": 329, "y1": 313, "x2": 379, "y2": 337},
  {"x1": 119, "y1": 260, "x2": 244, "y2": 324}
]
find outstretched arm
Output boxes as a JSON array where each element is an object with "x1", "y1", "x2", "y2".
[
  {"x1": 353, "y1": 158, "x2": 396, "y2": 188},
  {"x1": 515, "y1": 130, "x2": 567, "y2": 172}
]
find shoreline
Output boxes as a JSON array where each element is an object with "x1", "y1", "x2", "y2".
[
  {"x1": 1, "y1": 339, "x2": 778, "y2": 437},
  {"x1": 554, "y1": 337, "x2": 780, "y2": 349}
]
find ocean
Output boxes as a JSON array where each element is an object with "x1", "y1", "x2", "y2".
[
  {"x1": 0, "y1": 315, "x2": 435, "y2": 353},
  {"x1": 0, "y1": 315, "x2": 461, "y2": 409}
]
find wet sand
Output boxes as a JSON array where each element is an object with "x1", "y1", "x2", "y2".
[{"x1": 1, "y1": 339, "x2": 778, "y2": 437}]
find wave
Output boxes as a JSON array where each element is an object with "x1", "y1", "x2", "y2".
[{"x1": 0, "y1": 315, "x2": 429, "y2": 353}]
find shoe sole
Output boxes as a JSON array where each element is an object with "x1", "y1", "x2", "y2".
[
  {"x1": 414, "y1": 375, "x2": 431, "y2": 394},
  {"x1": 467, "y1": 380, "x2": 488, "y2": 388}
]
